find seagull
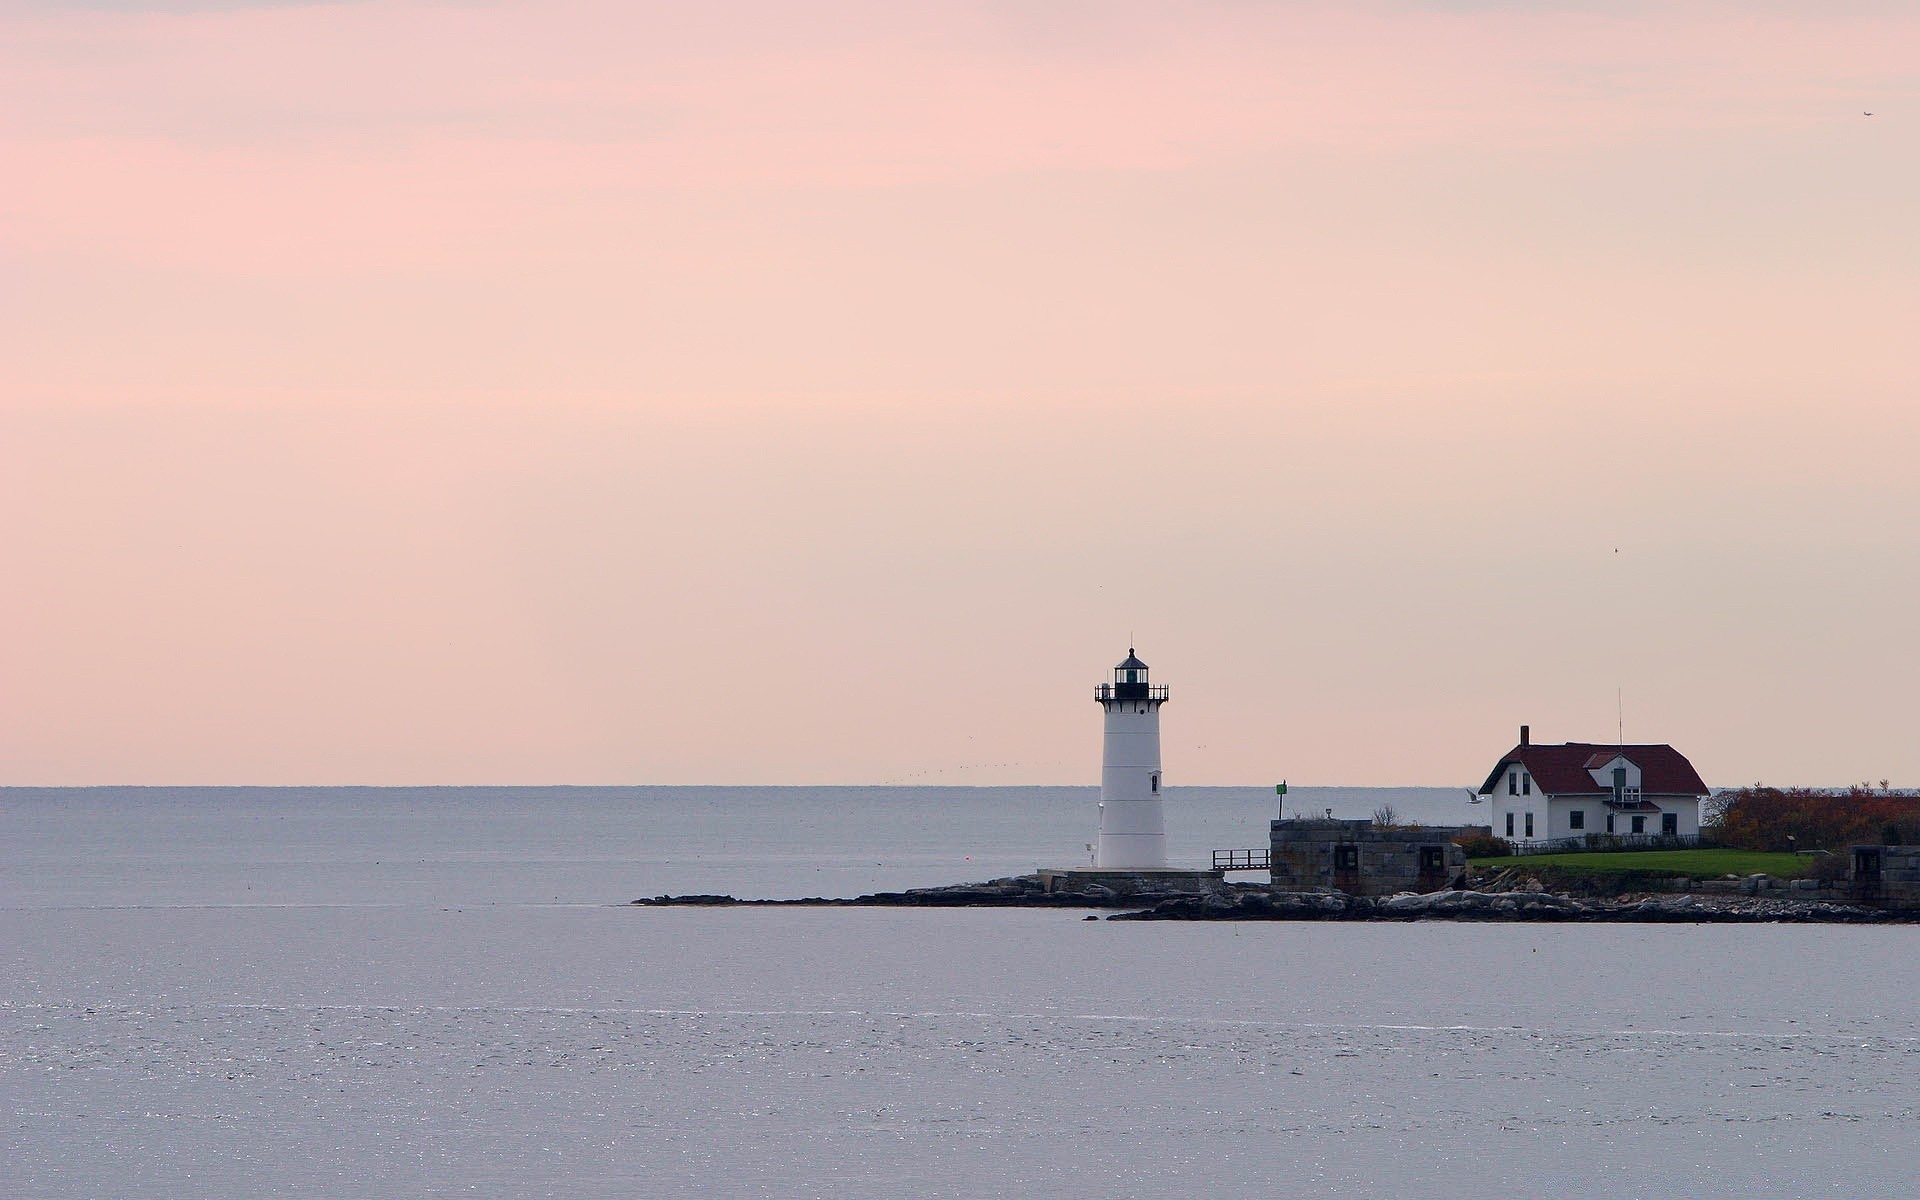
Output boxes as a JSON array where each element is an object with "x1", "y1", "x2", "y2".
[{"x1": 1864, "y1": 111, "x2": 1874, "y2": 116}]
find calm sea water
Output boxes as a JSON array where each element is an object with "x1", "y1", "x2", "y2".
[
  {"x1": 0, "y1": 784, "x2": 1474, "y2": 905},
  {"x1": 5, "y1": 787, "x2": 1916, "y2": 1199}
]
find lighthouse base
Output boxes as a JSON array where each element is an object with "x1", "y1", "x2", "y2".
[{"x1": 1036, "y1": 868, "x2": 1227, "y2": 898}]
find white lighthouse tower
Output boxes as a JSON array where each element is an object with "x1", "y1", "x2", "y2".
[{"x1": 1094, "y1": 649, "x2": 1170, "y2": 869}]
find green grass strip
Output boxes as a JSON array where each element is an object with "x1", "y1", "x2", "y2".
[{"x1": 1466, "y1": 848, "x2": 1812, "y2": 878}]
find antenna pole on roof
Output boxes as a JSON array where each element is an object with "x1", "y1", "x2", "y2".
[{"x1": 1612, "y1": 542, "x2": 1625, "y2": 750}]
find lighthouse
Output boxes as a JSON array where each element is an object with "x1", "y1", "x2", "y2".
[{"x1": 1094, "y1": 649, "x2": 1170, "y2": 868}]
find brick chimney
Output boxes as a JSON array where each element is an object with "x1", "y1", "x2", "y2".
[{"x1": 1520, "y1": 724, "x2": 1531, "y2": 747}]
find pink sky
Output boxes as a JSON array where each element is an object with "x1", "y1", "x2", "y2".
[{"x1": 4, "y1": 1, "x2": 1916, "y2": 786}]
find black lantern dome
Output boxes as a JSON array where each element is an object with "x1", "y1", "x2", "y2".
[{"x1": 1094, "y1": 647, "x2": 1169, "y2": 704}]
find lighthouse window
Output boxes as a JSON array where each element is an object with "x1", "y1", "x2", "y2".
[{"x1": 1150, "y1": 773, "x2": 1160, "y2": 794}]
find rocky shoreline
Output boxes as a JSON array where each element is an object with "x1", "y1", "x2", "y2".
[
  {"x1": 631, "y1": 874, "x2": 1916, "y2": 923},
  {"x1": 1108, "y1": 887, "x2": 1906, "y2": 923}
]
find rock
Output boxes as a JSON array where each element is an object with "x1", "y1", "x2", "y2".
[
  {"x1": 625, "y1": 875, "x2": 1920, "y2": 923},
  {"x1": 1110, "y1": 889, "x2": 1354, "y2": 921}
]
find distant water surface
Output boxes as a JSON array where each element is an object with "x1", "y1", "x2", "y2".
[
  {"x1": 4, "y1": 786, "x2": 1914, "y2": 1200},
  {"x1": 1, "y1": 784, "x2": 1474, "y2": 905}
]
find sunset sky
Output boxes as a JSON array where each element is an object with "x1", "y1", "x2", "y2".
[{"x1": 3, "y1": 1, "x2": 1915, "y2": 787}]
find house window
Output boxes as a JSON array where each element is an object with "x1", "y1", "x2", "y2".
[
  {"x1": 1569, "y1": 809, "x2": 1585, "y2": 831},
  {"x1": 1334, "y1": 845, "x2": 1360, "y2": 871},
  {"x1": 1524, "y1": 813, "x2": 1534, "y2": 838},
  {"x1": 1505, "y1": 813, "x2": 1515, "y2": 837},
  {"x1": 1662, "y1": 812, "x2": 1677, "y2": 836},
  {"x1": 1522, "y1": 773, "x2": 1531, "y2": 796},
  {"x1": 1508, "y1": 772, "x2": 1518, "y2": 796},
  {"x1": 1607, "y1": 813, "x2": 1616, "y2": 833},
  {"x1": 1631, "y1": 815, "x2": 1646, "y2": 834}
]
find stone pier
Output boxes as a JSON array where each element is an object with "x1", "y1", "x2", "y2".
[{"x1": 1036, "y1": 868, "x2": 1227, "y2": 897}]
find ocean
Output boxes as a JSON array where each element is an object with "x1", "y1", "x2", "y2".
[{"x1": 5, "y1": 786, "x2": 1916, "y2": 1199}]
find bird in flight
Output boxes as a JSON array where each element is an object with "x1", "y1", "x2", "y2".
[{"x1": 1864, "y1": 111, "x2": 1874, "y2": 116}]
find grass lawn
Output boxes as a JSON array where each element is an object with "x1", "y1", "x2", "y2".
[{"x1": 1466, "y1": 848, "x2": 1813, "y2": 878}]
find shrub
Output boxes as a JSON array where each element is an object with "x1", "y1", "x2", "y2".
[
  {"x1": 1804, "y1": 852, "x2": 1851, "y2": 883},
  {"x1": 1454, "y1": 832, "x2": 1511, "y2": 858},
  {"x1": 1708, "y1": 786, "x2": 1920, "y2": 853}
]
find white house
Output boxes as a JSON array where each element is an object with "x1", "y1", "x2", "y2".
[{"x1": 1476, "y1": 725, "x2": 1710, "y2": 848}]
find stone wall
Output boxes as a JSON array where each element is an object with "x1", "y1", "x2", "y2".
[
  {"x1": 1851, "y1": 845, "x2": 1920, "y2": 906},
  {"x1": 1036, "y1": 868, "x2": 1228, "y2": 898},
  {"x1": 1270, "y1": 819, "x2": 1469, "y2": 897}
]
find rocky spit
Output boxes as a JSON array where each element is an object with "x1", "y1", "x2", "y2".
[{"x1": 631, "y1": 875, "x2": 1916, "y2": 923}]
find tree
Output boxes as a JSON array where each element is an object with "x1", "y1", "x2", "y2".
[{"x1": 1709, "y1": 786, "x2": 1920, "y2": 852}]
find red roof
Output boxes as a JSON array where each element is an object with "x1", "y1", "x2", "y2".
[{"x1": 1476, "y1": 741, "x2": 1709, "y2": 797}]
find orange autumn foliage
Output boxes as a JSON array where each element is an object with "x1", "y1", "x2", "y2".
[{"x1": 1708, "y1": 786, "x2": 1920, "y2": 852}]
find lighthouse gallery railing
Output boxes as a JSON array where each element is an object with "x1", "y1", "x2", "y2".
[{"x1": 1094, "y1": 684, "x2": 1171, "y2": 702}]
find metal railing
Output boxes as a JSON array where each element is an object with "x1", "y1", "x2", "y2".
[
  {"x1": 1213, "y1": 848, "x2": 1271, "y2": 871},
  {"x1": 1094, "y1": 683, "x2": 1170, "y2": 702}
]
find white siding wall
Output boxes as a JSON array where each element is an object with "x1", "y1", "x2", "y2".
[
  {"x1": 1669, "y1": 800, "x2": 1701, "y2": 838},
  {"x1": 1559, "y1": 795, "x2": 1702, "y2": 840},
  {"x1": 1548, "y1": 797, "x2": 1595, "y2": 841},
  {"x1": 1489, "y1": 764, "x2": 1542, "y2": 844},
  {"x1": 1641, "y1": 798, "x2": 1702, "y2": 838}
]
